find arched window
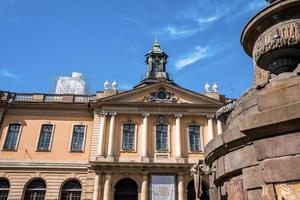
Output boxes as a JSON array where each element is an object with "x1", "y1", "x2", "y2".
[
  {"x1": 156, "y1": 124, "x2": 168, "y2": 151},
  {"x1": 0, "y1": 178, "x2": 10, "y2": 200},
  {"x1": 24, "y1": 179, "x2": 46, "y2": 200},
  {"x1": 122, "y1": 124, "x2": 136, "y2": 151},
  {"x1": 60, "y1": 179, "x2": 82, "y2": 200},
  {"x1": 188, "y1": 125, "x2": 201, "y2": 152}
]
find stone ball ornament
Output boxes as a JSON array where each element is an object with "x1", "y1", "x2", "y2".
[
  {"x1": 204, "y1": 83, "x2": 211, "y2": 92},
  {"x1": 213, "y1": 83, "x2": 219, "y2": 93},
  {"x1": 104, "y1": 80, "x2": 109, "y2": 90},
  {"x1": 112, "y1": 81, "x2": 118, "y2": 90}
]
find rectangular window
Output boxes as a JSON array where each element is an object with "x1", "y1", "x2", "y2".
[
  {"x1": 37, "y1": 124, "x2": 53, "y2": 151},
  {"x1": 189, "y1": 125, "x2": 201, "y2": 152},
  {"x1": 122, "y1": 124, "x2": 135, "y2": 151},
  {"x1": 3, "y1": 123, "x2": 21, "y2": 150},
  {"x1": 156, "y1": 124, "x2": 168, "y2": 151},
  {"x1": 70, "y1": 125, "x2": 85, "y2": 152}
]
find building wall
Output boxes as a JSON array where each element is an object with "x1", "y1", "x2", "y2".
[
  {"x1": 0, "y1": 169, "x2": 88, "y2": 200},
  {"x1": 89, "y1": 113, "x2": 213, "y2": 163},
  {"x1": 0, "y1": 114, "x2": 93, "y2": 162}
]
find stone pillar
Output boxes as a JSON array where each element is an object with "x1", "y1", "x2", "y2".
[
  {"x1": 141, "y1": 113, "x2": 150, "y2": 161},
  {"x1": 103, "y1": 173, "x2": 111, "y2": 200},
  {"x1": 93, "y1": 173, "x2": 101, "y2": 200},
  {"x1": 217, "y1": 120, "x2": 223, "y2": 135},
  {"x1": 207, "y1": 115, "x2": 214, "y2": 143},
  {"x1": 107, "y1": 112, "x2": 116, "y2": 161},
  {"x1": 141, "y1": 173, "x2": 148, "y2": 200},
  {"x1": 177, "y1": 174, "x2": 184, "y2": 200},
  {"x1": 97, "y1": 112, "x2": 108, "y2": 157},
  {"x1": 175, "y1": 113, "x2": 183, "y2": 158}
]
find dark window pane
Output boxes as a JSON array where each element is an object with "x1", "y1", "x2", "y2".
[
  {"x1": 0, "y1": 179, "x2": 9, "y2": 200},
  {"x1": 71, "y1": 125, "x2": 85, "y2": 151},
  {"x1": 37, "y1": 124, "x2": 53, "y2": 151},
  {"x1": 122, "y1": 124, "x2": 135, "y2": 151},
  {"x1": 24, "y1": 179, "x2": 46, "y2": 200},
  {"x1": 3, "y1": 124, "x2": 21, "y2": 150},
  {"x1": 189, "y1": 125, "x2": 201, "y2": 152},
  {"x1": 60, "y1": 180, "x2": 82, "y2": 200},
  {"x1": 156, "y1": 124, "x2": 168, "y2": 151}
]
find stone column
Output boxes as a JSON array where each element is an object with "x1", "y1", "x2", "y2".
[
  {"x1": 141, "y1": 113, "x2": 150, "y2": 161},
  {"x1": 217, "y1": 120, "x2": 223, "y2": 135},
  {"x1": 141, "y1": 173, "x2": 148, "y2": 200},
  {"x1": 207, "y1": 115, "x2": 214, "y2": 143},
  {"x1": 97, "y1": 112, "x2": 108, "y2": 157},
  {"x1": 103, "y1": 173, "x2": 111, "y2": 200},
  {"x1": 177, "y1": 174, "x2": 184, "y2": 200},
  {"x1": 93, "y1": 173, "x2": 101, "y2": 200},
  {"x1": 175, "y1": 113, "x2": 183, "y2": 158},
  {"x1": 107, "y1": 112, "x2": 116, "y2": 161}
]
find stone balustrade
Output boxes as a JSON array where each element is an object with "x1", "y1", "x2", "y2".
[{"x1": 1, "y1": 92, "x2": 96, "y2": 104}]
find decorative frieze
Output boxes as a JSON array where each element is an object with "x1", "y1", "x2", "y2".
[
  {"x1": 143, "y1": 88, "x2": 179, "y2": 103},
  {"x1": 253, "y1": 21, "x2": 300, "y2": 74}
]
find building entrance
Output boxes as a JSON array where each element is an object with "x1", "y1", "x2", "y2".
[{"x1": 114, "y1": 179, "x2": 138, "y2": 200}]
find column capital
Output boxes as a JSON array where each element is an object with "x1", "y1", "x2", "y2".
[
  {"x1": 100, "y1": 111, "x2": 109, "y2": 116},
  {"x1": 175, "y1": 113, "x2": 183, "y2": 118},
  {"x1": 177, "y1": 172, "x2": 185, "y2": 177},
  {"x1": 109, "y1": 112, "x2": 117, "y2": 116},
  {"x1": 206, "y1": 114, "x2": 214, "y2": 119},
  {"x1": 142, "y1": 113, "x2": 150, "y2": 117}
]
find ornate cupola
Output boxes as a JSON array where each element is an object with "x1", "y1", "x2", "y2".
[{"x1": 134, "y1": 39, "x2": 175, "y2": 88}]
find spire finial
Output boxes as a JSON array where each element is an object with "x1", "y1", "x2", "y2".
[{"x1": 155, "y1": 32, "x2": 158, "y2": 43}]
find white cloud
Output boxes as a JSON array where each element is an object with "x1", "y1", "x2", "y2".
[
  {"x1": 0, "y1": 69, "x2": 19, "y2": 79},
  {"x1": 175, "y1": 46, "x2": 210, "y2": 70},
  {"x1": 161, "y1": 26, "x2": 203, "y2": 39},
  {"x1": 197, "y1": 16, "x2": 219, "y2": 24}
]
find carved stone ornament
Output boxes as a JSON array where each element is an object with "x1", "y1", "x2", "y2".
[
  {"x1": 216, "y1": 100, "x2": 237, "y2": 123},
  {"x1": 253, "y1": 21, "x2": 300, "y2": 74},
  {"x1": 143, "y1": 87, "x2": 179, "y2": 103},
  {"x1": 156, "y1": 115, "x2": 168, "y2": 124}
]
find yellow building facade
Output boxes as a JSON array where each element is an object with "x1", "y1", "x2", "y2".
[{"x1": 0, "y1": 41, "x2": 225, "y2": 200}]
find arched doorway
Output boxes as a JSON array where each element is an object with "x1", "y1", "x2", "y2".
[
  {"x1": 187, "y1": 180, "x2": 209, "y2": 200},
  {"x1": 114, "y1": 178, "x2": 138, "y2": 200}
]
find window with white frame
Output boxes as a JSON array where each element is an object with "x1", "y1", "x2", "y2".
[
  {"x1": 156, "y1": 124, "x2": 168, "y2": 151},
  {"x1": 188, "y1": 125, "x2": 201, "y2": 152},
  {"x1": 3, "y1": 123, "x2": 21, "y2": 150},
  {"x1": 122, "y1": 124, "x2": 135, "y2": 151},
  {"x1": 37, "y1": 124, "x2": 53, "y2": 151},
  {"x1": 70, "y1": 125, "x2": 85, "y2": 152}
]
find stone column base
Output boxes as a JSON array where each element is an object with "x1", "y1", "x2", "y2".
[
  {"x1": 105, "y1": 156, "x2": 115, "y2": 162},
  {"x1": 175, "y1": 157, "x2": 185, "y2": 163},
  {"x1": 140, "y1": 156, "x2": 150, "y2": 163}
]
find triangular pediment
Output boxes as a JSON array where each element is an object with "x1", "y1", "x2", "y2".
[{"x1": 99, "y1": 82, "x2": 223, "y2": 106}]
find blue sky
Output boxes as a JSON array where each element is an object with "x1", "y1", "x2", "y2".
[{"x1": 0, "y1": 0, "x2": 268, "y2": 98}]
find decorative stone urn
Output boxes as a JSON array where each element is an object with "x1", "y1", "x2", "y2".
[
  {"x1": 198, "y1": 1, "x2": 300, "y2": 200},
  {"x1": 242, "y1": 0, "x2": 300, "y2": 75}
]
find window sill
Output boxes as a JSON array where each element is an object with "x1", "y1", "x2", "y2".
[
  {"x1": 120, "y1": 150, "x2": 137, "y2": 153},
  {"x1": 36, "y1": 149, "x2": 51, "y2": 152},
  {"x1": 1, "y1": 148, "x2": 17, "y2": 152},
  {"x1": 188, "y1": 151, "x2": 203, "y2": 154},
  {"x1": 69, "y1": 150, "x2": 84, "y2": 153}
]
